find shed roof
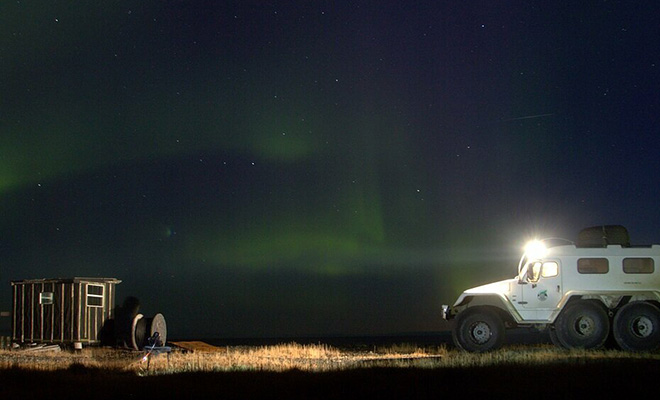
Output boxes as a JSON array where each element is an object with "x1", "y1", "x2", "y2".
[{"x1": 11, "y1": 277, "x2": 121, "y2": 285}]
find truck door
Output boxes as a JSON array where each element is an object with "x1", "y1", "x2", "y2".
[{"x1": 521, "y1": 261, "x2": 562, "y2": 312}]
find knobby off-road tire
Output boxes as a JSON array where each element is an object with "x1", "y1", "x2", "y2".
[
  {"x1": 548, "y1": 326, "x2": 563, "y2": 348},
  {"x1": 613, "y1": 302, "x2": 660, "y2": 352},
  {"x1": 554, "y1": 301, "x2": 610, "y2": 349},
  {"x1": 453, "y1": 307, "x2": 505, "y2": 352}
]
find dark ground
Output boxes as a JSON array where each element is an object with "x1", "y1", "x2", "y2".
[{"x1": 0, "y1": 358, "x2": 657, "y2": 399}]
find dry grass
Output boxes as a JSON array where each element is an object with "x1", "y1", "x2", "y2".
[
  {"x1": 1, "y1": 342, "x2": 659, "y2": 375},
  {"x1": 2, "y1": 344, "x2": 660, "y2": 400}
]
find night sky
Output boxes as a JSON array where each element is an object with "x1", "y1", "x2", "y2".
[{"x1": 1, "y1": 1, "x2": 659, "y2": 339}]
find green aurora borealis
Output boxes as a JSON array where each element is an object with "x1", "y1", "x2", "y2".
[{"x1": 1, "y1": 1, "x2": 659, "y2": 337}]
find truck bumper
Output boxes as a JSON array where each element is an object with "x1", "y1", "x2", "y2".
[{"x1": 441, "y1": 304, "x2": 452, "y2": 320}]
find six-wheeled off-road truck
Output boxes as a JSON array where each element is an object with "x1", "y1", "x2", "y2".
[{"x1": 442, "y1": 226, "x2": 660, "y2": 352}]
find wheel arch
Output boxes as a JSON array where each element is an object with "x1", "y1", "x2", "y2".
[
  {"x1": 454, "y1": 295, "x2": 518, "y2": 326},
  {"x1": 559, "y1": 292, "x2": 660, "y2": 317}
]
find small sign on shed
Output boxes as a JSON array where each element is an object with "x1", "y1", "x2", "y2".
[{"x1": 11, "y1": 277, "x2": 121, "y2": 346}]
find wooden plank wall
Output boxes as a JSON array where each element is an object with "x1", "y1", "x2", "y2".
[{"x1": 12, "y1": 280, "x2": 118, "y2": 345}]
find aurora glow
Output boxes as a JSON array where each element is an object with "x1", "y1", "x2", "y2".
[{"x1": 1, "y1": 1, "x2": 659, "y2": 338}]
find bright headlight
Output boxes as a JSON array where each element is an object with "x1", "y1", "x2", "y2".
[{"x1": 524, "y1": 239, "x2": 547, "y2": 259}]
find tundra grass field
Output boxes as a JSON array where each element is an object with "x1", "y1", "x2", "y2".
[{"x1": 1, "y1": 342, "x2": 659, "y2": 399}]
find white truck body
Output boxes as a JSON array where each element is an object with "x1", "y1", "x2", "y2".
[{"x1": 443, "y1": 227, "x2": 660, "y2": 352}]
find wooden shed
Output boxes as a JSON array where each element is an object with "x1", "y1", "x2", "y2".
[{"x1": 11, "y1": 277, "x2": 121, "y2": 346}]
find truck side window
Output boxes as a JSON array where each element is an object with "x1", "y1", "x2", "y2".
[
  {"x1": 623, "y1": 258, "x2": 654, "y2": 274},
  {"x1": 542, "y1": 261, "x2": 559, "y2": 277},
  {"x1": 527, "y1": 262, "x2": 558, "y2": 282},
  {"x1": 577, "y1": 258, "x2": 609, "y2": 274}
]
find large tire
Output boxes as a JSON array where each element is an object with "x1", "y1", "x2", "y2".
[
  {"x1": 452, "y1": 307, "x2": 505, "y2": 352},
  {"x1": 548, "y1": 326, "x2": 566, "y2": 349},
  {"x1": 613, "y1": 302, "x2": 660, "y2": 352},
  {"x1": 554, "y1": 301, "x2": 610, "y2": 349}
]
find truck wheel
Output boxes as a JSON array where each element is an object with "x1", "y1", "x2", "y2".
[
  {"x1": 452, "y1": 307, "x2": 504, "y2": 352},
  {"x1": 554, "y1": 301, "x2": 610, "y2": 349},
  {"x1": 548, "y1": 326, "x2": 566, "y2": 349},
  {"x1": 613, "y1": 302, "x2": 660, "y2": 352}
]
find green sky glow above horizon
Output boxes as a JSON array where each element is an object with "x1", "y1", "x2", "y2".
[{"x1": 1, "y1": 1, "x2": 659, "y2": 338}]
